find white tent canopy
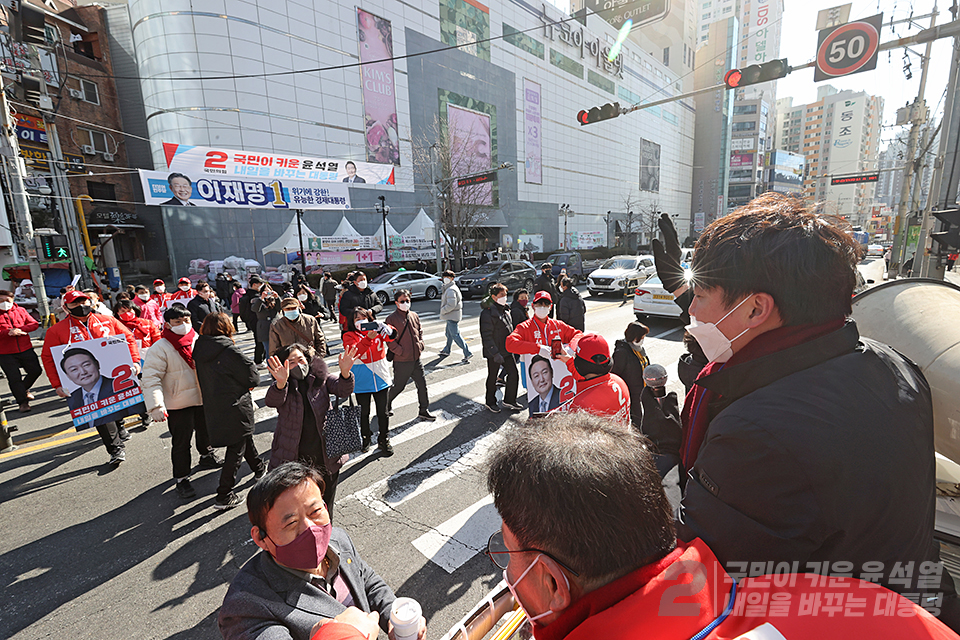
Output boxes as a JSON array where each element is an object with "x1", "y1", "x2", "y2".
[
  {"x1": 331, "y1": 216, "x2": 363, "y2": 237},
  {"x1": 261, "y1": 214, "x2": 319, "y2": 256},
  {"x1": 401, "y1": 208, "x2": 436, "y2": 242}
]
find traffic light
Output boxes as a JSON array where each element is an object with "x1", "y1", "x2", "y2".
[
  {"x1": 723, "y1": 59, "x2": 790, "y2": 89},
  {"x1": 931, "y1": 209, "x2": 960, "y2": 251},
  {"x1": 577, "y1": 102, "x2": 621, "y2": 126}
]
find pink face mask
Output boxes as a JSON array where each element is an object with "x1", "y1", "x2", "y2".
[{"x1": 269, "y1": 523, "x2": 332, "y2": 571}]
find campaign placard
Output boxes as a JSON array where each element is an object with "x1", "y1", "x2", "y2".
[
  {"x1": 523, "y1": 350, "x2": 576, "y2": 415},
  {"x1": 51, "y1": 336, "x2": 146, "y2": 429}
]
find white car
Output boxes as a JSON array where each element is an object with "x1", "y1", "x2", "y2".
[
  {"x1": 867, "y1": 244, "x2": 885, "y2": 257},
  {"x1": 369, "y1": 270, "x2": 443, "y2": 305},
  {"x1": 587, "y1": 255, "x2": 655, "y2": 296},
  {"x1": 633, "y1": 275, "x2": 684, "y2": 320}
]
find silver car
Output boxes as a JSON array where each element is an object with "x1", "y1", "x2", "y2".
[
  {"x1": 369, "y1": 270, "x2": 443, "y2": 305},
  {"x1": 587, "y1": 255, "x2": 655, "y2": 296}
]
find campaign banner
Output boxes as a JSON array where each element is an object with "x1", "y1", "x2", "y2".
[
  {"x1": 400, "y1": 236, "x2": 434, "y2": 249},
  {"x1": 357, "y1": 8, "x2": 401, "y2": 166},
  {"x1": 306, "y1": 250, "x2": 385, "y2": 266},
  {"x1": 524, "y1": 351, "x2": 575, "y2": 415},
  {"x1": 160, "y1": 142, "x2": 395, "y2": 185},
  {"x1": 523, "y1": 79, "x2": 542, "y2": 185},
  {"x1": 51, "y1": 336, "x2": 146, "y2": 429},
  {"x1": 389, "y1": 247, "x2": 436, "y2": 261},
  {"x1": 308, "y1": 236, "x2": 377, "y2": 251},
  {"x1": 139, "y1": 169, "x2": 352, "y2": 210}
]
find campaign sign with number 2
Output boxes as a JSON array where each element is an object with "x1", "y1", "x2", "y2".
[{"x1": 51, "y1": 336, "x2": 146, "y2": 429}]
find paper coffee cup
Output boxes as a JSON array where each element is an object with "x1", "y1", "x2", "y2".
[{"x1": 390, "y1": 597, "x2": 422, "y2": 640}]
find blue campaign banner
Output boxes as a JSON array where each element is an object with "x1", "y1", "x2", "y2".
[{"x1": 138, "y1": 169, "x2": 352, "y2": 210}]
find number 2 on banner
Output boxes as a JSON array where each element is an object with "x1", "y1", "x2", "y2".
[
  {"x1": 111, "y1": 364, "x2": 137, "y2": 393},
  {"x1": 268, "y1": 181, "x2": 286, "y2": 206},
  {"x1": 559, "y1": 375, "x2": 576, "y2": 402},
  {"x1": 204, "y1": 151, "x2": 228, "y2": 169}
]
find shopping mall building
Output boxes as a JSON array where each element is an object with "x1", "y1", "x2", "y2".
[{"x1": 114, "y1": 0, "x2": 696, "y2": 272}]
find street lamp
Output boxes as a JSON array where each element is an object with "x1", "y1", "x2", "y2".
[
  {"x1": 559, "y1": 204, "x2": 573, "y2": 249},
  {"x1": 375, "y1": 195, "x2": 390, "y2": 266}
]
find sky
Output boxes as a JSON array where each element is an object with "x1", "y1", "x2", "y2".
[{"x1": 548, "y1": 0, "x2": 955, "y2": 150}]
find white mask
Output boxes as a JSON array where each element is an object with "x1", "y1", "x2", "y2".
[
  {"x1": 138, "y1": 293, "x2": 150, "y2": 301},
  {"x1": 397, "y1": 301, "x2": 411, "y2": 311},
  {"x1": 170, "y1": 323, "x2": 191, "y2": 335},
  {"x1": 0, "y1": 301, "x2": 12, "y2": 311},
  {"x1": 630, "y1": 340, "x2": 644, "y2": 352},
  {"x1": 443, "y1": 278, "x2": 453, "y2": 285},
  {"x1": 494, "y1": 295, "x2": 507, "y2": 306},
  {"x1": 356, "y1": 279, "x2": 367, "y2": 290},
  {"x1": 685, "y1": 295, "x2": 752, "y2": 363},
  {"x1": 503, "y1": 554, "x2": 569, "y2": 625},
  {"x1": 179, "y1": 285, "x2": 190, "y2": 292},
  {"x1": 155, "y1": 286, "x2": 165, "y2": 294},
  {"x1": 297, "y1": 293, "x2": 308, "y2": 301},
  {"x1": 534, "y1": 306, "x2": 550, "y2": 319}
]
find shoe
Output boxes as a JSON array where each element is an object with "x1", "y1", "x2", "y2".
[
  {"x1": 503, "y1": 402, "x2": 524, "y2": 411},
  {"x1": 379, "y1": 439, "x2": 394, "y2": 457},
  {"x1": 118, "y1": 428, "x2": 131, "y2": 442},
  {"x1": 214, "y1": 493, "x2": 242, "y2": 510},
  {"x1": 486, "y1": 403, "x2": 501, "y2": 413},
  {"x1": 418, "y1": 410, "x2": 436, "y2": 421},
  {"x1": 25, "y1": 391, "x2": 35, "y2": 401},
  {"x1": 253, "y1": 465, "x2": 267, "y2": 480},
  {"x1": 496, "y1": 378, "x2": 506, "y2": 387},
  {"x1": 438, "y1": 351, "x2": 450, "y2": 358},
  {"x1": 109, "y1": 450, "x2": 126, "y2": 466},
  {"x1": 257, "y1": 362, "x2": 267, "y2": 370},
  {"x1": 461, "y1": 355, "x2": 472, "y2": 363},
  {"x1": 361, "y1": 438, "x2": 371, "y2": 453},
  {"x1": 176, "y1": 478, "x2": 196, "y2": 499},
  {"x1": 18, "y1": 402, "x2": 30, "y2": 413},
  {"x1": 198, "y1": 453, "x2": 224, "y2": 469},
  {"x1": 387, "y1": 409, "x2": 394, "y2": 417}
]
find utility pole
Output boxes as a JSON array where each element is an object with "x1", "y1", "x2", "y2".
[
  {"x1": 45, "y1": 117, "x2": 90, "y2": 289},
  {"x1": 892, "y1": 6, "x2": 939, "y2": 276}
]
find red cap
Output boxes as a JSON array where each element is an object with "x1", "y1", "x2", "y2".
[
  {"x1": 63, "y1": 290, "x2": 90, "y2": 305},
  {"x1": 153, "y1": 279, "x2": 165, "y2": 286},
  {"x1": 532, "y1": 291, "x2": 552, "y2": 305},
  {"x1": 178, "y1": 277, "x2": 191, "y2": 285},
  {"x1": 575, "y1": 333, "x2": 611, "y2": 365}
]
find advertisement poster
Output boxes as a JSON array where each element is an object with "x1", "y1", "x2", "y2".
[
  {"x1": 640, "y1": 139, "x2": 661, "y2": 193},
  {"x1": 448, "y1": 104, "x2": 493, "y2": 206},
  {"x1": 159, "y1": 142, "x2": 395, "y2": 185},
  {"x1": 575, "y1": 231, "x2": 605, "y2": 250},
  {"x1": 51, "y1": 336, "x2": 146, "y2": 429},
  {"x1": 730, "y1": 152, "x2": 754, "y2": 168},
  {"x1": 357, "y1": 8, "x2": 401, "y2": 166},
  {"x1": 518, "y1": 234, "x2": 544, "y2": 253},
  {"x1": 306, "y1": 250, "x2": 385, "y2": 266},
  {"x1": 523, "y1": 79, "x2": 542, "y2": 185},
  {"x1": 139, "y1": 169, "x2": 352, "y2": 210}
]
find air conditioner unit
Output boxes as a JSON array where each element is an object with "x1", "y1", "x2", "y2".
[
  {"x1": 67, "y1": 88, "x2": 83, "y2": 99},
  {"x1": 81, "y1": 144, "x2": 95, "y2": 155},
  {"x1": 102, "y1": 152, "x2": 114, "y2": 162}
]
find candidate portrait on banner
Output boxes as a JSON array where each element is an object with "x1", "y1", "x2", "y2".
[{"x1": 162, "y1": 172, "x2": 196, "y2": 206}]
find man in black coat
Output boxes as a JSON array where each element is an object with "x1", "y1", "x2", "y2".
[
  {"x1": 556, "y1": 277, "x2": 585, "y2": 331},
  {"x1": 337, "y1": 271, "x2": 383, "y2": 329},
  {"x1": 187, "y1": 282, "x2": 223, "y2": 333},
  {"x1": 479, "y1": 283, "x2": 520, "y2": 413},
  {"x1": 533, "y1": 263, "x2": 558, "y2": 319},
  {"x1": 658, "y1": 193, "x2": 959, "y2": 629},
  {"x1": 239, "y1": 276, "x2": 263, "y2": 361}
]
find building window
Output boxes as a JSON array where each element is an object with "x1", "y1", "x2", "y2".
[
  {"x1": 80, "y1": 79, "x2": 99, "y2": 105},
  {"x1": 44, "y1": 25, "x2": 60, "y2": 46},
  {"x1": 77, "y1": 127, "x2": 108, "y2": 153},
  {"x1": 87, "y1": 181, "x2": 116, "y2": 203},
  {"x1": 702, "y1": 1, "x2": 712, "y2": 7},
  {"x1": 722, "y1": 5, "x2": 732, "y2": 13},
  {"x1": 733, "y1": 104, "x2": 758, "y2": 115},
  {"x1": 662, "y1": 46, "x2": 669, "y2": 66},
  {"x1": 732, "y1": 121, "x2": 756, "y2": 131}
]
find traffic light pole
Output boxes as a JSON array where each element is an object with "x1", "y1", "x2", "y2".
[{"x1": 45, "y1": 118, "x2": 90, "y2": 289}]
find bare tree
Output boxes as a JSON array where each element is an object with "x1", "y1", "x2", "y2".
[{"x1": 412, "y1": 114, "x2": 495, "y2": 270}]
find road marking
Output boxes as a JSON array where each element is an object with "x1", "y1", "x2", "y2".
[
  {"x1": 412, "y1": 494, "x2": 500, "y2": 573},
  {"x1": 0, "y1": 430, "x2": 96, "y2": 459}
]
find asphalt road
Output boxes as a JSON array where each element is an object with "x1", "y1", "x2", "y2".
[{"x1": 0, "y1": 263, "x2": 884, "y2": 640}]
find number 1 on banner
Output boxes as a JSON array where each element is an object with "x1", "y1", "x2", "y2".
[{"x1": 269, "y1": 181, "x2": 286, "y2": 207}]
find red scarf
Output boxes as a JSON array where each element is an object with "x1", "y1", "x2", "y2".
[
  {"x1": 162, "y1": 327, "x2": 195, "y2": 369},
  {"x1": 679, "y1": 317, "x2": 845, "y2": 470}
]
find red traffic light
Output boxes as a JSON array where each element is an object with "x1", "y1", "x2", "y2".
[
  {"x1": 723, "y1": 69, "x2": 742, "y2": 88},
  {"x1": 577, "y1": 110, "x2": 590, "y2": 125},
  {"x1": 576, "y1": 102, "x2": 621, "y2": 126}
]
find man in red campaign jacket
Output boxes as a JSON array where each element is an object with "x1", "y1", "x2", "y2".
[
  {"x1": 168, "y1": 277, "x2": 197, "y2": 307},
  {"x1": 505, "y1": 291, "x2": 583, "y2": 357},
  {"x1": 556, "y1": 333, "x2": 630, "y2": 425},
  {"x1": 484, "y1": 412, "x2": 957, "y2": 640},
  {"x1": 41, "y1": 290, "x2": 141, "y2": 465},
  {"x1": 150, "y1": 278, "x2": 171, "y2": 307},
  {"x1": 0, "y1": 287, "x2": 41, "y2": 412}
]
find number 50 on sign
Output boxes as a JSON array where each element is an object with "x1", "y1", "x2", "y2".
[{"x1": 814, "y1": 13, "x2": 882, "y2": 82}]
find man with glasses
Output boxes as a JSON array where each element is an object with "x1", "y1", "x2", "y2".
[{"x1": 481, "y1": 411, "x2": 955, "y2": 639}]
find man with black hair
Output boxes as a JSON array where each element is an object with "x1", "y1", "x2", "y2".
[
  {"x1": 533, "y1": 263, "x2": 558, "y2": 318},
  {"x1": 337, "y1": 271, "x2": 382, "y2": 331},
  {"x1": 240, "y1": 275, "x2": 264, "y2": 361},
  {"x1": 218, "y1": 462, "x2": 424, "y2": 640},
  {"x1": 553, "y1": 333, "x2": 630, "y2": 424},
  {"x1": 162, "y1": 172, "x2": 195, "y2": 206},
  {"x1": 480, "y1": 283, "x2": 521, "y2": 413},
  {"x1": 321, "y1": 272, "x2": 338, "y2": 320}
]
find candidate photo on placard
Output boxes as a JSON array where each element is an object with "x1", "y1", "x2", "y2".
[
  {"x1": 52, "y1": 336, "x2": 146, "y2": 429},
  {"x1": 523, "y1": 350, "x2": 575, "y2": 416}
]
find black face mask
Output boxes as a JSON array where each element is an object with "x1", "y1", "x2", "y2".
[{"x1": 69, "y1": 304, "x2": 92, "y2": 318}]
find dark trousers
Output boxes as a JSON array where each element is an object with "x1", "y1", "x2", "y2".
[
  {"x1": 389, "y1": 358, "x2": 428, "y2": 412},
  {"x1": 324, "y1": 298, "x2": 337, "y2": 317},
  {"x1": 0, "y1": 349, "x2": 42, "y2": 404},
  {"x1": 251, "y1": 323, "x2": 265, "y2": 363},
  {"x1": 486, "y1": 356, "x2": 518, "y2": 405},
  {"x1": 217, "y1": 434, "x2": 264, "y2": 499},
  {"x1": 168, "y1": 405, "x2": 214, "y2": 480},
  {"x1": 357, "y1": 388, "x2": 390, "y2": 443},
  {"x1": 232, "y1": 313, "x2": 240, "y2": 332},
  {"x1": 95, "y1": 420, "x2": 124, "y2": 456}
]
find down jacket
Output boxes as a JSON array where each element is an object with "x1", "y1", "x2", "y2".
[
  {"x1": 141, "y1": 333, "x2": 202, "y2": 412},
  {"x1": 193, "y1": 335, "x2": 259, "y2": 447}
]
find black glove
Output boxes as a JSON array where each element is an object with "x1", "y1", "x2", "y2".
[
  {"x1": 639, "y1": 386, "x2": 682, "y2": 456},
  {"x1": 652, "y1": 213, "x2": 685, "y2": 294},
  {"x1": 494, "y1": 353, "x2": 505, "y2": 364}
]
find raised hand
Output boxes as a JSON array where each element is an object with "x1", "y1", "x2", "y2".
[
  {"x1": 652, "y1": 213, "x2": 685, "y2": 294},
  {"x1": 267, "y1": 355, "x2": 291, "y2": 386},
  {"x1": 338, "y1": 344, "x2": 359, "y2": 375}
]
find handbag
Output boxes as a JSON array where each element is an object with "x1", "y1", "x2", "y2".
[
  {"x1": 324, "y1": 394, "x2": 362, "y2": 458},
  {"x1": 385, "y1": 318, "x2": 410, "y2": 362}
]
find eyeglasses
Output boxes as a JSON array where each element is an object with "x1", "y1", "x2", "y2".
[{"x1": 485, "y1": 530, "x2": 580, "y2": 577}]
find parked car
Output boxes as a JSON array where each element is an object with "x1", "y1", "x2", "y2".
[
  {"x1": 633, "y1": 275, "x2": 684, "y2": 321},
  {"x1": 587, "y1": 255, "x2": 655, "y2": 297},
  {"x1": 455, "y1": 261, "x2": 536, "y2": 299},
  {"x1": 867, "y1": 244, "x2": 885, "y2": 257},
  {"x1": 369, "y1": 270, "x2": 443, "y2": 305},
  {"x1": 545, "y1": 252, "x2": 586, "y2": 285}
]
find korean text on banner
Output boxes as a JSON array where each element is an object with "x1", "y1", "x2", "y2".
[
  {"x1": 51, "y1": 336, "x2": 146, "y2": 430},
  {"x1": 523, "y1": 79, "x2": 542, "y2": 185},
  {"x1": 160, "y1": 142, "x2": 395, "y2": 185},
  {"x1": 357, "y1": 8, "x2": 401, "y2": 166},
  {"x1": 139, "y1": 169, "x2": 352, "y2": 210}
]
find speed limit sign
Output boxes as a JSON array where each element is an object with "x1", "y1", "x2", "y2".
[{"x1": 814, "y1": 13, "x2": 882, "y2": 82}]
